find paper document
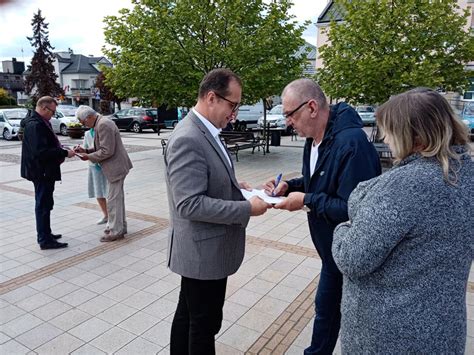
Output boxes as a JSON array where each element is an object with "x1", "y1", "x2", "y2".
[{"x1": 240, "y1": 189, "x2": 284, "y2": 205}]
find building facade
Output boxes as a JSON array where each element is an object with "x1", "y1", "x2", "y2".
[
  {"x1": 0, "y1": 58, "x2": 27, "y2": 104},
  {"x1": 53, "y1": 50, "x2": 112, "y2": 108}
]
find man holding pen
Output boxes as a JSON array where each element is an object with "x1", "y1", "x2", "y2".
[
  {"x1": 264, "y1": 79, "x2": 381, "y2": 354},
  {"x1": 73, "y1": 105, "x2": 133, "y2": 242},
  {"x1": 165, "y1": 68, "x2": 270, "y2": 354}
]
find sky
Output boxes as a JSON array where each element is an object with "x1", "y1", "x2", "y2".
[{"x1": 0, "y1": 0, "x2": 329, "y2": 66}]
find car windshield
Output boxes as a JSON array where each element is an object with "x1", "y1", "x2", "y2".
[
  {"x1": 356, "y1": 106, "x2": 374, "y2": 113},
  {"x1": 269, "y1": 105, "x2": 283, "y2": 114},
  {"x1": 59, "y1": 107, "x2": 77, "y2": 116},
  {"x1": 4, "y1": 109, "x2": 28, "y2": 120}
]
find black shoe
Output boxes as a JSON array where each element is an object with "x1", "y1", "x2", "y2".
[
  {"x1": 40, "y1": 241, "x2": 68, "y2": 250},
  {"x1": 51, "y1": 233, "x2": 62, "y2": 240}
]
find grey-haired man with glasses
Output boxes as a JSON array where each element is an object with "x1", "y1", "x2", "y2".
[{"x1": 264, "y1": 78, "x2": 381, "y2": 354}]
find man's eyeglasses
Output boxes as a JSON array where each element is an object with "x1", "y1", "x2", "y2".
[
  {"x1": 214, "y1": 92, "x2": 240, "y2": 112},
  {"x1": 283, "y1": 101, "x2": 309, "y2": 119},
  {"x1": 43, "y1": 106, "x2": 56, "y2": 115}
]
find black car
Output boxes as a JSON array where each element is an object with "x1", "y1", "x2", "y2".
[{"x1": 108, "y1": 108, "x2": 165, "y2": 133}]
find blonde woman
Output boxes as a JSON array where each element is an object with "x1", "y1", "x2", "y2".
[
  {"x1": 332, "y1": 88, "x2": 473, "y2": 353},
  {"x1": 83, "y1": 128, "x2": 108, "y2": 224}
]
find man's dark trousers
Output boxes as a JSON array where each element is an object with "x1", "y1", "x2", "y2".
[
  {"x1": 170, "y1": 276, "x2": 227, "y2": 355},
  {"x1": 305, "y1": 262, "x2": 342, "y2": 354},
  {"x1": 33, "y1": 179, "x2": 55, "y2": 245}
]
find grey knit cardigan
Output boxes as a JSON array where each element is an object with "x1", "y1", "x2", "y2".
[{"x1": 332, "y1": 147, "x2": 473, "y2": 354}]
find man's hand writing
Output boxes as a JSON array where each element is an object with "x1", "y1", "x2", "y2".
[
  {"x1": 74, "y1": 145, "x2": 86, "y2": 154},
  {"x1": 263, "y1": 179, "x2": 288, "y2": 197}
]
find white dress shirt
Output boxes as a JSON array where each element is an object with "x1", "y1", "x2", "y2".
[{"x1": 193, "y1": 108, "x2": 232, "y2": 167}]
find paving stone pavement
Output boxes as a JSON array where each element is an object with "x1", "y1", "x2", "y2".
[{"x1": 0, "y1": 130, "x2": 472, "y2": 355}]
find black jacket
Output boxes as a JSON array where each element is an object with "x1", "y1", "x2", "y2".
[
  {"x1": 286, "y1": 102, "x2": 381, "y2": 265},
  {"x1": 20, "y1": 111, "x2": 68, "y2": 181}
]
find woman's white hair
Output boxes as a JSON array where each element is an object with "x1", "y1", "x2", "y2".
[{"x1": 76, "y1": 105, "x2": 98, "y2": 121}]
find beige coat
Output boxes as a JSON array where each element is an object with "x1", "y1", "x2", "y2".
[{"x1": 87, "y1": 116, "x2": 132, "y2": 182}]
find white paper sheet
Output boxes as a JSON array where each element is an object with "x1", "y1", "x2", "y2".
[{"x1": 240, "y1": 189, "x2": 284, "y2": 205}]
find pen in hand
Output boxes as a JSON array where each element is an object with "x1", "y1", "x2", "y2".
[{"x1": 272, "y1": 173, "x2": 282, "y2": 196}]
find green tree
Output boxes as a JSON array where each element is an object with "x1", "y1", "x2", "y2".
[
  {"x1": 102, "y1": 0, "x2": 308, "y2": 107},
  {"x1": 94, "y1": 71, "x2": 125, "y2": 113},
  {"x1": 24, "y1": 10, "x2": 63, "y2": 105},
  {"x1": 317, "y1": 0, "x2": 474, "y2": 105},
  {"x1": 0, "y1": 88, "x2": 16, "y2": 106}
]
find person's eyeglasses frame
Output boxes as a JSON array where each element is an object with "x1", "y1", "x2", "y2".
[
  {"x1": 213, "y1": 92, "x2": 240, "y2": 113},
  {"x1": 283, "y1": 100, "x2": 310, "y2": 119},
  {"x1": 43, "y1": 106, "x2": 56, "y2": 115}
]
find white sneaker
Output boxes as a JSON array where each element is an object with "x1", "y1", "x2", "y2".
[{"x1": 96, "y1": 216, "x2": 108, "y2": 225}]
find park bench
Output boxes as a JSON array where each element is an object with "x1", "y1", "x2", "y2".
[
  {"x1": 219, "y1": 131, "x2": 266, "y2": 162},
  {"x1": 161, "y1": 132, "x2": 265, "y2": 161},
  {"x1": 369, "y1": 126, "x2": 394, "y2": 168}
]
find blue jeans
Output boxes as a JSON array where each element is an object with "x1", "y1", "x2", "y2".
[
  {"x1": 33, "y1": 180, "x2": 55, "y2": 245},
  {"x1": 304, "y1": 261, "x2": 343, "y2": 355}
]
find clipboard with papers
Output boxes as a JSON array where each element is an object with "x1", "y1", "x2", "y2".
[{"x1": 240, "y1": 189, "x2": 284, "y2": 205}]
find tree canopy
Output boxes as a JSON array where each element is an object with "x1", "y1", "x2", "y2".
[
  {"x1": 24, "y1": 10, "x2": 63, "y2": 105},
  {"x1": 317, "y1": 0, "x2": 474, "y2": 105},
  {"x1": 0, "y1": 88, "x2": 16, "y2": 106},
  {"x1": 102, "y1": 0, "x2": 309, "y2": 107}
]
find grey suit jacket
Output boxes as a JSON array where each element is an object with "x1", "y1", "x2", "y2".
[
  {"x1": 87, "y1": 116, "x2": 133, "y2": 182},
  {"x1": 164, "y1": 111, "x2": 251, "y2": 280}
]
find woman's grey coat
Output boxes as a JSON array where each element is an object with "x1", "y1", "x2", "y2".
[{"x1": 332, "y1": 147, "x2": 473, "y2": 354}]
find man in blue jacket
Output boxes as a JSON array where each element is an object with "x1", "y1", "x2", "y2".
[
  {"x1": 264, "y1": 79, "x2": 381, "y2": 354},
  {"x1": 21, "y1": 96, "x2": 74, "y2": 250}
]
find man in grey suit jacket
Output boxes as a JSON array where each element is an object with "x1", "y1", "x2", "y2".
[
  {"x1": 74, "y1": 105, "x2": 133, "y2": 242},
  {"x1": 165, "y1": 68, "x2": 270, "y2": 354}
]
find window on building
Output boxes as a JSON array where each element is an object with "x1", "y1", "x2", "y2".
[{"x1": 463, "y1": 77, "x2": 474, "y2": 100}]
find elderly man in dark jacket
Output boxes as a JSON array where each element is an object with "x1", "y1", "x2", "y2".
[
  {"x1": 264, "y1": 79, "x2": 381, "y2": 354},
  {"x1": 21, "y1": 96, "x2": 74, "y2": 250}
]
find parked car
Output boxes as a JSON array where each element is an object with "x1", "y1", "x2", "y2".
[
  {"x1": 0, "y1": 108, "x2": 28, "y2": 140},
  {"x1": 257, "y1": 105, "x2": 292, "y2": 134},
  {"x1": 356, "y1": 105, "x2": 376, "y2": 126},
  {"x1": 56, "y1": 104, "x2": 78, "y2": 117},
  {"x1": 108, "y1": 108, "x2": 164, "y2": 133},
  {"x1": 461, "y1": 102, "x2": 474, "y2": 139},
  {"x1": 50, "y1": 109, "x2": 79, "y2": 136},
  {"x1": 234, "y1": 103, "x2": 264, "y2": 131},
  {"x1": 164, "y1": 107, "x2": 187, "y2": 128}
]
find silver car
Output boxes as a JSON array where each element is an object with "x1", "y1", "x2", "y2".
[
  {"x1": 0, "y1": 108, "x2": 28, "y2": 140},
  {"x1": 50, "y1": 108, "x2": 79, "y2": 136},
  {"x1": 356, "y1": 105, "x2": 376, "y2": 126},
  {"x1": 257, "y1": 105, "x2": 292, "y2": 134}
]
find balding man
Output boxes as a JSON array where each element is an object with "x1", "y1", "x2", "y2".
[
  {"x1": 264, "y1": 79, "x2": 381, "y2": 354},
  {"x1": 21, "y1": 96, "x2": 74, "y2": 250},
  {"x1": 74, "y1": 105, "x2": 132, "y2": 242}
]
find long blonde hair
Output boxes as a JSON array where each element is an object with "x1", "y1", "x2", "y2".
[{"x1": 376, "y1": 88, "x2": 469, "y2": 184}]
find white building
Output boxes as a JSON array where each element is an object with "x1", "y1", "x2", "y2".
[{"x1": 53, "y1": 49, "x2": 112, "y2": 108}]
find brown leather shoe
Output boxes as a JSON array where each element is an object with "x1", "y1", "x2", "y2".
[{"x1": 100, "y1": 234, "x2": 124, "y2": 242}]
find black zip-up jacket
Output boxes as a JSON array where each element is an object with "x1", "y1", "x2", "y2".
[
  {"x1": 20, "y1": 111, "x2": 68, "y2": 181},
  {"x1": 286, "y1": 102, "x2": 381, "y2": 265}
]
